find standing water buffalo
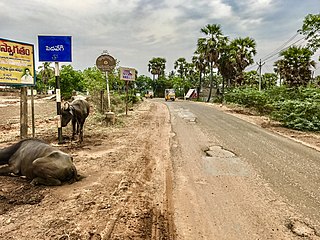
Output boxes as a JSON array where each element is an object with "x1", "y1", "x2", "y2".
[
  {"x1": 61, "y1": 98, "x2": 90, "y2": 142},
  {"x1": 0, "y1": 138, "x2": 81, "y2": 186}
]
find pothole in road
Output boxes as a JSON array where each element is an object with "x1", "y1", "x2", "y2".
[
  {"x1": 204, "y1": 145, "x2": 236, "y2": 158},
  {"x1": 202, "y1": 146, "x2": 250, "y2": 176},
  {"x1": 286, "y1": 219, "x2": 319, "y2": 238},
  {"x1": 176, "y1": 108, "x2": 197, "y2": 123}
]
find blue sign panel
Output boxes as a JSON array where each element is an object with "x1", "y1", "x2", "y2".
[{"x1": 38, "y1": 36, "x2": 72, "y2": 62}]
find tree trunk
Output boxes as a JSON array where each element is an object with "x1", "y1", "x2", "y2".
[
  {"x1": 207, "y1": 62, "x2": 213, "y2": 102},
  {"x1": 197, "y1": 71, "x2": 202, "y2": 101}
]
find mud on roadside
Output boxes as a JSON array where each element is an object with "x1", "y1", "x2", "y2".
[{"x1": 0, "y1": 99, "x2": 175, "y2": 239}]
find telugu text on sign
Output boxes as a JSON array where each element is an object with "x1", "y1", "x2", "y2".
[{"x1": 0, "y1": 38, "x2": 35, "y2": 86}]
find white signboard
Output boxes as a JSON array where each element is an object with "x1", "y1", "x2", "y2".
[{"x1": 120, "y1": 67, "x2": 136, "y2": 81}]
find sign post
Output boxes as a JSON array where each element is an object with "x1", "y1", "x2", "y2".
[
  {"x1": 0, "y1": 38, "x2": 35, "y2": 139},
  {"x1": 38, "y1": 35, "x2": 72, "y2": 144},
  {"x1": 96, "y1": 52, "x2": 116, "y2": 112},
  {"x1": 119, "y1": 67, "x2": 136, "y2": 115}
]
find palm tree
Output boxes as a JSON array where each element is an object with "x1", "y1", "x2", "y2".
[
  {"x1": 148, "y1": 57, "x2": 166, "y2": 95},
  {"x1": 218, "y1": 40, "x2": 236, "y2": 90},
  {"x1": 192, "y1": 53, "x2": 207, "y2": 100},
  {"x1": 274, "y1": 46, "x2": 316, "y2": 87},
  {"x1": 197, "y1": 24, "x2": 223, "y2": 102},
  {"x1": 174, "y1": 58, "x2": 188, "y2": 79},
  {"x1": 38, "y1": 62, "x2": 54, "y2": 94},
  {"x1": 148, "y1": 57, "x2": 166, "y2": 80},
  {"x1": 230, "y1": 37, "x2": 257, "y2": 86}
]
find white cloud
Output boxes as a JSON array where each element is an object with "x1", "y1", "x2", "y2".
[{"x1": 0, "y1": 0, "x2": 319, "y2": 76}]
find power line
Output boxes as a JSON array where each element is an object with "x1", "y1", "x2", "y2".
[
  {"x1": 262, "y1": 36, "x2": 306, "y2": 62},
  {"x1": 261, "y1": 33, "x2": 299, "y2": 60}
]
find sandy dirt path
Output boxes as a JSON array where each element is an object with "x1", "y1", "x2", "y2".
[{"x1": 0, "y1": 98, "x2": 174, "y2": 239}]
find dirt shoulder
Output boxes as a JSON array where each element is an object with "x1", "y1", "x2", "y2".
[{"x1": 0, "y1": 99, "x2": 174, "y2": 239}]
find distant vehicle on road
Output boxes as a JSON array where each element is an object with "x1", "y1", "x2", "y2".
[{"x1": 165, "y1": 89, "x2": 176, "y2": 101}]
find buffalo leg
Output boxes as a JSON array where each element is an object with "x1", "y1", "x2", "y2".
[
  {"x1": 0, "y1": 165, "x2": 13, "y2": 175},
  {"x1": 71, "y1": 119, "x2": 76, "y2": 140},
  {"x1": 79, "y1": 121, "x2": 85, "y2": 142},
  {"x1": 0, "y1": 164, "x2": 19, "y2": 175},
  {"x1": 31, "y1": 177, "x2": 62, "y2": 186}
]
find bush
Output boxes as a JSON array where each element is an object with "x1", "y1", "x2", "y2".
[
  {"x1": 224, "y1": 86, "x2": 320, "y2": 131},
  {"x1": 271, "y1": 100, "x2": 320, "y2": 131},
  {"x1": 224, "y1": 88, "x2": 271, "y2": 114}
]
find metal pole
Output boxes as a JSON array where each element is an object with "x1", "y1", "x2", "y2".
[
  {"x1": 55, "y1": 62, "x2": 63, "y2": 143},
  {"x1": 106, "y1": 71, "x2": 111, "y2": 111}
]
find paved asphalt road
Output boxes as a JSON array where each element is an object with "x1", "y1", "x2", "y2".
[{"x1": 161, "y1": 99, "x2": 320, "y2": 239}]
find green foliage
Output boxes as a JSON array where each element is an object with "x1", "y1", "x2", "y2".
[
  {"x1": 298, "y1": 13, "x2": 320, "y2": 53},
  {"x1": 224, "y1": 88, "x2": 272, "y2": 114},
  {"x1": 274, "y1": 46, "x2": 316, "y2": 87},
  {"x1": 135, "y1": 75, "x2": 153, "y2": 92},
  {"x1": 225, "y1": 86, "x2": 320, "y2": 131},
  {"x1": 271, "y1": 100, "x2": 320, "y2": 131},
  {"x1": 82, "y1": 67, "x2": 106, "y2": 93},
  {"x1": 48, "y1": 65, "x2": 85, "y2": 99}
]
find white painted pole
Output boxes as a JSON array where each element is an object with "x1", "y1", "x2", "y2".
[{"x1": 106, "y1": 72, "x2": 111, "y2": 111}]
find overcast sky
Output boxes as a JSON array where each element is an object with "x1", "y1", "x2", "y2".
[{"x1": 1, "y1": 0, "x2": 319, "y2": 76}]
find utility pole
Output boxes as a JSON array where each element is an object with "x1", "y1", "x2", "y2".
[{"x1": 257, "y1": 59, "x2": 265, "y2": 91}]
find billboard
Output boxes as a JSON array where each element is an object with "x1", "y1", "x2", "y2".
[
  {"x1": 0, "y1": 38, "x2": 35, "y2": 86},
  {"x1": 120, "y1": 67, "x2": 136, "y2": 81},
  {"x1": 38, "y1": 36, "x2": 72, "y2": 62}
]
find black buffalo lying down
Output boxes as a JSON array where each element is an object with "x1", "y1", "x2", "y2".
[{"x1": 0, "y1": 138, "x2": 81, "y2": 186}]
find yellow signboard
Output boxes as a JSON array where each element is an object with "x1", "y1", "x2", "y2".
[
  {"x1": 120, "y1": 67, "x2": 136, "y2": 81},
  {"x1": 0, "y1": 38, "x2": 35, "y2": 86}
]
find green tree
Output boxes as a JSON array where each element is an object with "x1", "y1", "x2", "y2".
[
  {"x1": 37, "y1": 62, "x2": 54, "y2": 94},
  {"x1": 198, "y1": 24, "x2": 224, "y2": 102},
  {"x1": 148, "y1": 57, "x2": 166, "y2": 96},
  {"x1": 230, "y1": 37, "x2": 257, "y2": 85},
  {"x1": 274, "y1": 46, "x2": 316, "y2": 87},
  {"x1": 243, "y1": 70, "x2": 259, "y2": 88},
  {"x1": 82, "y1": 66, "x2": 105, "y2": 93},
  {"x1": 53, "y1": 65, "x2": 85, "y2": 99},
  {"x1": 262, "y1": 73, "x2": 278, "y2": 89},
  {"x1": 192, "y1": 53, "x2": 207, "y2": 100},
  {"x1": 298, "y1": 13, "x2": 320, "y2": 55},
  {"x1": 174, "y1": 57, "x2": 188, "y2": 79},
  {"x1": 135, "y1": 75, "x2": 153, "y2": 93},
  {"x1": 218, "y1": 41, "x2": 236, "y2": 90},
  {"x1": 148, "y1": 57, "x2": 166, "y2": 80}
]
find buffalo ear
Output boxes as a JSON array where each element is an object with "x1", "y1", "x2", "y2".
[{"x1": 63, "y1": 102, "x2": 70, "y2": 110}]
